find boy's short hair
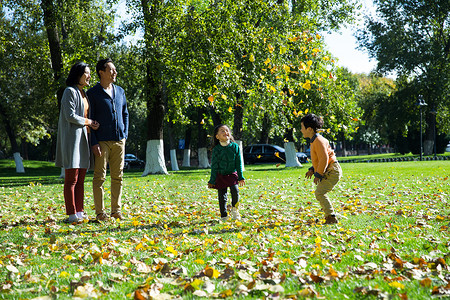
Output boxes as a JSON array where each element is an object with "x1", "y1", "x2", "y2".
[
  {"x1": 96, "y1": 58, "x2": 113, "y2": 78},
  {"x1": 300, "y1": 113, "x2": 324, "y2": 132}
]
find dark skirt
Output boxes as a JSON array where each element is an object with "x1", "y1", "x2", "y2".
[{"x1": 213, "y1": 172, "x2": 238, "y2": 190}]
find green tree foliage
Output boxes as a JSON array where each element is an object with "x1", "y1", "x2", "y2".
[
  {"x1": 357, "y1": 0, "x2": 450, "y2": 140},
  {"x1": 0, "y1": 3, "x2": 53, "y2": 154},
  {"x1": 165, "y1": 0, "x2": 361, "y2": 147},
  {"x1": 353, "y1": 73, "x2": 396, "y2": 150},
  {"x1": 1, "y1": 0, "x2": 117, "y2": 161}
]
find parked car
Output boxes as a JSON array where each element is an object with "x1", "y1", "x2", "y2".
[
  {"x1": 304, "y1": 147, "x2": 311, "y2": 158},
  {"x1": 446, "y1": 142, "x2": 450, "y2": 152},
  {"x1": 124, "y1": 154, "x2": 145, "y2": 169},
  {"x1": 243, "y1": 144, "x2": 308, "y2": 164}
]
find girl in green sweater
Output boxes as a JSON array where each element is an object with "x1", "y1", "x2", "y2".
[{"x1": 208, "y1": 124, "x2": 245, "y2": 221}]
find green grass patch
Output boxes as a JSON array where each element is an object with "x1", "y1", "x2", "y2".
[{"x1": 0, "y1": 160, "x2": 449, "y2": 299}]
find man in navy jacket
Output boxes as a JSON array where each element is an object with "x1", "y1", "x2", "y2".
[{"x1": 87, "y1": 58, "x2": 129, "y2": 221}]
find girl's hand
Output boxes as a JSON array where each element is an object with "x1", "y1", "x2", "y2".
[
  {"x1": 89, "y1": 119, "x2": 100, "y2": 130},
  {"x1": 314, "y1": 177, "x2": 321, "y2": 185},
  {"x1": 305, "y1": 170, "x2": 314, "y2": 179},
  {"x1": 238, "y1": 180, "x2": 245, "y2": 187},
  {"x1": 208, "y1": 183, "x2": 215, "y2": 189}
]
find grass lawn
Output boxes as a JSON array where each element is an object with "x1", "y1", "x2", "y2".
[{"x1": 0, "y1": 159, "x2": 449, "y2": 299}]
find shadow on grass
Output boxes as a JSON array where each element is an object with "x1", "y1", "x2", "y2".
[{"x1": 38, "y1": 215, "x2": 330, "y2": 241}]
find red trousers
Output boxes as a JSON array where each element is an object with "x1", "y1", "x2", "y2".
[{"x1": 64, "y1": 168, "x2": 87, "y2": 215}]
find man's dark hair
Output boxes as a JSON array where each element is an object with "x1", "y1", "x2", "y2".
[
  {"x1": 96, "y1": 58, "x2": 113, "y2": 78},
  {"x1": 66, "y1": 62, "x2": 89, "y2": 86},
  {"x1": 300, "y1": 113, "x2": 324, "y2": 132}
]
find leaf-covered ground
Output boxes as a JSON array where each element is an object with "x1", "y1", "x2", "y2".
[{"x1": 0, "y1": 161, "x2": 449, "y2": 299}]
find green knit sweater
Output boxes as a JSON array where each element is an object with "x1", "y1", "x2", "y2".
[{"x1": 209, "y1": 142, "x2": 245, "y2": 185}]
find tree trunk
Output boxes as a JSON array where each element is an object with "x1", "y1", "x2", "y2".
[
  {"x1": 41, "y1": 0, "x2": 63, "y2": 82},
  {"x1": 209, "y1": 105, "x2": 222, "y2": 127},
  {"x1": 197, "y1": 108, "x2": 210, "y2": 168},
  {"x1": 182, "y1": 127, "x2": 192, "y2": 167},
  {"x1": 41, "y1": 0, "x2": 64, "y2": 161},
  {"x1": 284, "y1": 142, "x2": 301, "y2": 167},
  {"x1": 0, "y1": 103, "x2": 24, "y2": 173},
  {"x1": 141, "y1": 0, "x2": 168, "y2": 175},
  {"x1": 259, "y1": 113, "x2": 271, "y2": 144},
  {"x1": 21, "y1": 139, "x2": 29, "y2": 160},
  {"x1": 283, "y1": 128, "x2": 300, "y2": 167},
  {"x1": 167, "y1": 122, "x2": 179, "y2": 171},
  {"x1": 233, "y1": 94, "x2": 245, "y2": 171},
  {"x1": 341, "y1": 131, "x2": 347, "y2": 157},
  {"x1": 423, "y1": 112, "x2": 435, "y2": 155}
]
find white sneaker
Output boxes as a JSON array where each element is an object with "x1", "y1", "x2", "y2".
[
  {"x1": 76, "y1": 212, "x2": 89, "y2": 222},
  {"x1": 220, "y1": 216, "x2": 230, "y2": 222},
  {"x1": 231, "y1": 207, "x2": 241, "y2": 220},
  {"x1": 64, "y1": 214, "x2": 79, "y2": 224}
]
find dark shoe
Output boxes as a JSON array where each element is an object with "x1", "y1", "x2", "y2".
[
  {"x1": 111, "y1": 212, "x2": 124, "y2": 220},
  {"x1": 324, "y1": 215, "x2": 338, "y2": 224},
  {"x1": 96, "y1": 213, "x2": 109, "y2": 221}
]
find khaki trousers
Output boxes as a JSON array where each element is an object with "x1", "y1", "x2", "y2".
[
  {"x1": 93, "y1": 139, "x2": 125, "y2": 215},
  {"x1": 315, "y1": 161, "x2": 342, "y2": 216}
]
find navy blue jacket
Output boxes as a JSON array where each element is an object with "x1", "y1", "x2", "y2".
[{"x1": 87, "y1": 83, "x2": 129, "y2": 145}]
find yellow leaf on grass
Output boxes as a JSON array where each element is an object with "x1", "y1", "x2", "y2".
[
  {"x1": 208, "y1": 95, "x2": 214, "y2": 103},
  {"x1": 264, "y1": 58, "x2": 271, "y2": 65},
  {"x1": 223, "y1": 62, "x2": 230, "y2": 67},
  {"x1": 268, "y1": 44, "x2": 274, "y2": 53},
  {"x1": 135, "y1": 243, "x2": 144, "y2": 251},
  {"x1": 220, "y1": 289, "x2": 233, "y2": 297},
  {"x1": 166, "y1": 246, "x2": 178, "y2": 256},
  {"x1": 195, "y1": 259, "x2": 205, "y2": 265},
  {"x1": 221, "y1": 94, "x2": 227, "y2": 100},
  {"x1": 315, "y1": 236, "x2": 322, "y2": 244},
  {"x1": 204, "y1": 266, "x2": 220, "y2": 278},
  {"x1": 59, "y1": 271, "x2": 70, "y2": 278},
  {"x1": 191, "y1": 279, "x2": 203, "y2": 290},
  {"x1": 228, "y1": 107, "x2": 232, "y2": 113},
  {"x1": 249, "y1": 54, "x2": 255, "y2": 62},
  {"x1": 389, "y1": 281, "x2": 405, "y2": 289},
  {"x1": 283, "y1": 64, "x2": 290, "y2": 73}
]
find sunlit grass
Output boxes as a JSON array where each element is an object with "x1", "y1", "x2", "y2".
[{"x1": 0, "y1": 160, "x2": 449, "y2": 299}]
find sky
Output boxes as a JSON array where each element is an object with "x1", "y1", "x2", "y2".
[
  {"x1": 322, "y1": 0, "x2": 377, "y2": 74},
  {"x1": 323, "y1": 28, "x2": 377, "y2": 74}
]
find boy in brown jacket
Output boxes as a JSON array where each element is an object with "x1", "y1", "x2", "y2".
[{"x1": 300, "y1": 114, "x2": 342, "y2": 224}]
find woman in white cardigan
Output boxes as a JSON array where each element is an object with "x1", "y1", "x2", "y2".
[{"x1": 55, "y1": 62, "x2": 99, "y2": 224}]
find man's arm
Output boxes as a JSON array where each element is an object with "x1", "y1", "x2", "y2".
[{"x1": 122, "y1": 89, "x2": 129, "y2": 140}]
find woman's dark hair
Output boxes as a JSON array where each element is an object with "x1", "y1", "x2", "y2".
[
  {"x1": 300, "y1": 113, "x2": 324, "y2": 132},
  {"x1": 66, "y1": 62, "x2": 89, "y2": 86},
  {"x1": 96, "y1": 58, "x2": 113, "y2": 78},
  {"x1": 212, "y1": 124, "x2": 235, "y2": 148}
]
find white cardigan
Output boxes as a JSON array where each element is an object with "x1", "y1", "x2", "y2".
[{"x1": 55, "y1": 86, "x2": 90, "y2": 169}]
